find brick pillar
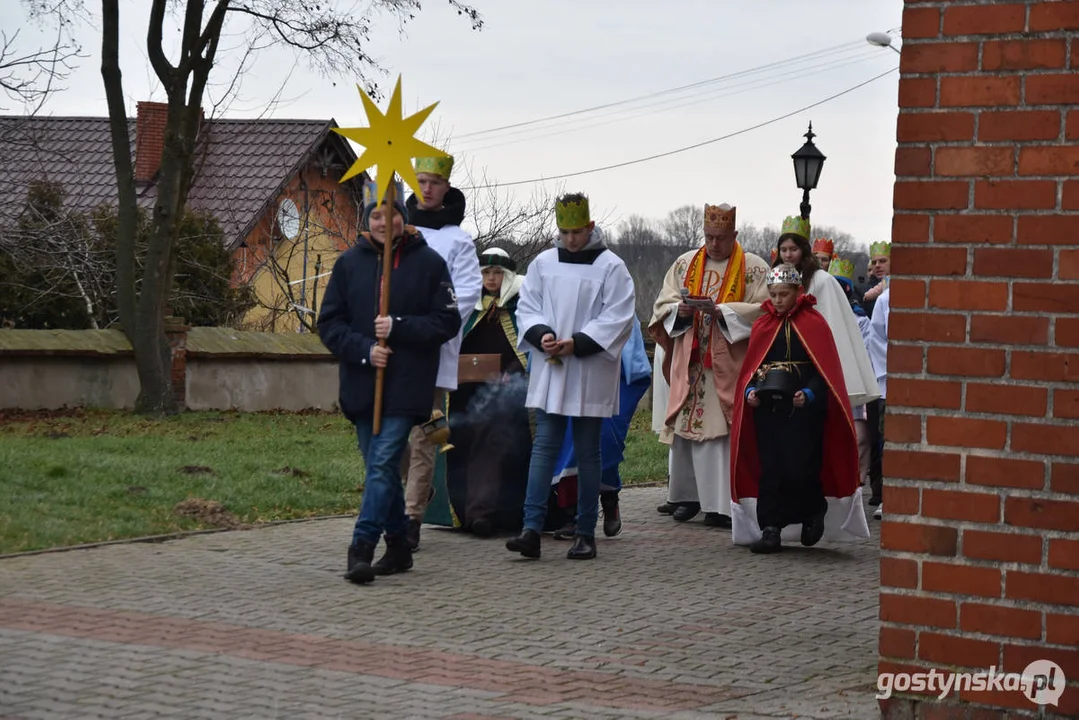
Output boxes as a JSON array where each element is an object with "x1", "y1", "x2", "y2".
[
  {"x1": 881, "y1": 2, "x2": 1079, "y2": 718},
  {"x1": 164, "y1": 316, "x2": 189, "y2": 409}
]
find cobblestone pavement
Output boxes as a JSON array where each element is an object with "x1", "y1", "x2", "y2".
[{"x1": 0, "y1": 486, "x2": 881, "y2": 719}]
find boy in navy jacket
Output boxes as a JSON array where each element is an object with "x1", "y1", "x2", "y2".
[{"x1": 318, "y1": 177, "x2": 461, "y2": 584}]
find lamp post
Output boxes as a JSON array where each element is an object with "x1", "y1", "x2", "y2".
[
  {"x1": 866, "y1": 31, "x2": 901, "y2": 54},
  {"x1": 792, "y1": 122, "x2": 826, "y2": 219}
]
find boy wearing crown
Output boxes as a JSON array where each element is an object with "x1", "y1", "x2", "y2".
[
  {"x1": 812, "y1": 237, "x2": 835, "y2": 271},
  {"x1": 649, "y1": 204, "x2": 770, "y2": 528},
  {"x1": 505, "y1": 193, "x2": 636, "y2": 561},
  {"x1": 318, "y1": 177, "x2": 462, "y2": 584},
  {"x1": 399, "y1": 155, "x2": 483, "y2": 550},
  {"x1": 862, "y1": 241, "x2": 891, "y2": 318},
  {"x1": 730, "y1": 264, "x2": 869, "y2": 553}
]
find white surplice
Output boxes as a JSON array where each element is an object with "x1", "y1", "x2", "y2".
[
  {"x1": 867, "y1": 287, "x2": 890, "y2": 400},
  {"x1": 516, "y1": 228, "x2": 636, "y2": 418},
  {"x1": 414, "y1": 224, "x2": 482, "y2": 391},
  {"x1": 806, "y1": 270, "x2": 881, "y2": 408}
]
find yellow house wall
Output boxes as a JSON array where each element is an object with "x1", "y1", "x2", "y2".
[{"x1": 237, "y1": 164, "x2": 362, "y2": 333}]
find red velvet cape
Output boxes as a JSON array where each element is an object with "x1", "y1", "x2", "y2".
[{"x1": 730, "y1": 294, "x2": 860, "y2": 502}]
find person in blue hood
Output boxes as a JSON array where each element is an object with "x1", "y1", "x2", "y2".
[{"x1": 318, "y1": 177, "x2": 461, "y2": 585}]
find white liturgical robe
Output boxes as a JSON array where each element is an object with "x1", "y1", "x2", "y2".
[{"x1": 516, "y1": 229, "x2": 636, "y2": 418}]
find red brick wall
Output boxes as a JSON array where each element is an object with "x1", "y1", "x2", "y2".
[
  {"x1": 882, "y1": 1, "x2": 1079, "y2": 717},
  {"x1": 134, "y1": 101, "x2": 168, "y2": 183}
]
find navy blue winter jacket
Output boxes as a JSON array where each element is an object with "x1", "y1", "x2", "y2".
[{"x1": 318, "y1": 230, "x2": 461, "y2": 423}]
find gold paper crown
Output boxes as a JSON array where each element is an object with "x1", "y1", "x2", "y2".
[
  {"x1": 767, "y1": 263, "x2": 802, "y2": 286},
  {"x1": 703, "y1": 204, "x2": 736, "y2": 232},
  {"x1": 829, "y1": 257, "x2": 855, "y2": 283},
  {"x1": 780, "y1": 215, "x2": 811, "y2": 241},
  {"x1": 870, "y1": 241, "x2": 891, "y2": 258},
  {"x1": 812, "y1": 237, "x2": 834, "y2": 255},
  {"x1": 415, "y1": 155, "x2": 454, "y2": 179},
  {"x1": 555, "y1": 195, "x2": 590, "y2": 229}
]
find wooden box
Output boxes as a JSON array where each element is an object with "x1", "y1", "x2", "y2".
[{"x1": 458, "y1": 353, "x2": 501, "y2": 383}]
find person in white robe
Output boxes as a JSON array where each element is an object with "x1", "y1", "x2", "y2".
[
  {"x1": 649, "y1": 203, "x2": 770, "y2": 528},
  {"x1": 400, "y1": 154, "x2": 482, "y2": 550},
  {"x1": 651, "y1": 344, "x2": 679, "y2": 515},
  {"x1": 829, "y1": 256, "x2": 873, "y2": 486},
  {"x1": 505, "y1": 193, "x2": 635, "y2": 561},
  {"x1": 866, "y1": 285, "x2": 890, "y2": 520},
  {"x1": 771, "y1": 216, "x2": 881, "y2": 409}
]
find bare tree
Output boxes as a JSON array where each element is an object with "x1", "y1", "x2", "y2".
[
  {"x1": 26, "y1": 0, "x2": 482, "y2": 414},
  {"x1": 661, "y1": 204, "x2": 704, "y2": 248},
  {"x1": 610, "y1": 215, "x2": 680, "y2": 323},
  {"x1": 4, "y1": 3, "x2": 87, "y2": 113}
]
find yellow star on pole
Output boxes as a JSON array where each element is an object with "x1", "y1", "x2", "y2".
[{"x1": 333, "y1": 75, "x2": 448, "y2": 207}]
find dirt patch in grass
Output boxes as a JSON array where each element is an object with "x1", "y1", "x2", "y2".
[{"x1": 173, "y1": 498, "x2": 246, "y2": 529}]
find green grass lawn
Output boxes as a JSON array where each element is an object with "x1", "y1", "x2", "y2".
[{"x1": 0, "y1": 407, "x2": 668, "y2": 553}]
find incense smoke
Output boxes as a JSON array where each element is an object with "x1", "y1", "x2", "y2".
[{"x1": 449, "y1": 373, "x2": 530, "y2": 430}]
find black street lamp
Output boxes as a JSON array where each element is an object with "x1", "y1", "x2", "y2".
[{"x1": 792, "y1": 122, "x2": 826, "y2": 219}]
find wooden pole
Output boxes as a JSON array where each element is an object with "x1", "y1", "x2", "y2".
[{"x1": 372, "y1": 179, "x2": 396, "y2": 435}]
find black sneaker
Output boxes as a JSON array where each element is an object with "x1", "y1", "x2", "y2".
[
  {"x1": 372, "y1": 536, "x2": 413, "y2": 575},
  {"x1": 703, "y1": 512, "x2": 732, "y2": 529},
  {"x1": 601, "y1": 491, "x2": 622, "y2": 537},
  {"x1": 750, "y1": 527, "x2": 782, "y2": 554},
  {"x1": 506, "y1": 529, "x2": 541, "y2": 558},
  {"x1": 345, "y1": 541, "x2": 376, "y2": 584}
]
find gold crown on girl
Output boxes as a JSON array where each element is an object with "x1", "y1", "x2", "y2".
[
  {"x1": 415, "y1": 155, "x2": 454, "y2": 179},
  {"x1": 555, "y1": 194, "x2": 591, "y2": 229},
  {"x1": 767, "y1": 263, "x2": 802, "y2": 286},
  {"x1": 812, "y1": 237, "x2": 834, "y2": 255},
  {"x1": 870, "y1": 241, "x2": 891, "y2": 258},
  {"x1": 780, "y1": 215, "x2": 811, "y2": 241},
  {"x1": 829, "y1": 257, "x2": 855, "y2": 282},
  {"x1": 703, "y1": 204, "x2": 736, "y2": 232}
]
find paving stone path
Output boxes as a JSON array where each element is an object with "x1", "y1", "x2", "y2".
[{"x1": 0, "y1": 486, "x2": 881, "y2": 719}]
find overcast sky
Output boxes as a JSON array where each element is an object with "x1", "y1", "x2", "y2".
[{"x1": 16, "y1": 0, "x2": 903, "y2": 248}]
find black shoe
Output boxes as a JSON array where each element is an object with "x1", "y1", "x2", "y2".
[
  {"x1": 703, "y1": 512, "x2": 732, "y2": 529},
  {"x1": 868, "y1": 496, "x2": 882, "y2": 506},
  {"x1": 372, "y1": 535, "x2": 414, "y2": 575},
  {"x1": 801, "y1": 511, "x2": 826, "y2": 547},
  {"x1": 470, "y1": 518, "x2": 494, "y2": 538},
  {"x1": 750, "y1": 527, "x2": 782, "y2": 554},
  {"x1": 405, "y1": 517, "x2": 421, "y2": 550},
  {"x1": 656, "y1": 502, "x2": 678, "y2": 515},
  {"x1": 344, "y1": 541, "x2": 376, "y2": 584},
  {"x1": 553, "y1": 522, "x2": 577, "y2": 541},
  {"x1": 672, "y1": 503, "x2": 700, "y2": 522},
  {"x1": 567, "y1": 534, "x2": 596, "y2": 560},
  {"x1": 506, "y1": 529, "x2": 541, "y2": 558},
  {"x1": 601, "y1": 491, "x2": 622, "y2": 537}
]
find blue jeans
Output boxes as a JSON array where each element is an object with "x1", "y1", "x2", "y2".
[
  {"x1": 352, "y1": 415, "x2": 418, "y2": 545},
  {"x1": 523, "y1": 411, "x2": 603, "y2": 537}
]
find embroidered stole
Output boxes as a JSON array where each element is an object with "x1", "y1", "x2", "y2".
[{"x1": 683, "y1": 243, "x2": 746, "y2": 368}]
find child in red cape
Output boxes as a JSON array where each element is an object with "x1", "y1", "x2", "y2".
[{"x1": 729, "y1": 263, "x2": 870, "y2": 553}]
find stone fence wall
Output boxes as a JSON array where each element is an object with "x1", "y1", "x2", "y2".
[
  {"x1": 0, "y1": 324, "x2": 660, "y2": 414},
  {"x1": 0, "y1": 324, "x2": 338, "y2": 412}
]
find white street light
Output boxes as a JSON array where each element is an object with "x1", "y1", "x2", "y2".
[{"x1": 866, "y1": 32, "x2": 901, "y2": 54}]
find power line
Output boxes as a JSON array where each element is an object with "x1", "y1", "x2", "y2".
[
  {"x1": 455, "y1": 38, "x2": 867, "y2": 139},
  {"x1": 457, "y1": 66, "x2": 899, "y2": 191},
  {"x1": 458, "y1": 50, "x2": 887, "y2": 153}
]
